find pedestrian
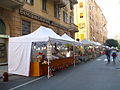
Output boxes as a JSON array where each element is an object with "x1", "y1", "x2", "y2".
[
  {"x1": 105, "y1": 48, "x2": 111, "y2": 63},
  {"x1": 111, "y1": 50, "x2": 117, "y2": 63}
]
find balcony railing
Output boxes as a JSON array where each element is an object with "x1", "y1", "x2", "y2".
[
  {"x1": 53, "y1": 0, "x2": 66, "y2": 7},
  {"x1": 69, "y1": 23, "x2": 79, "y2": 32},
  {"x1": 0, "y1": 0, "x2": 25, "y2": 10}
]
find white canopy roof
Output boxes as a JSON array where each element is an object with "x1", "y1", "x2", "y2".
[
  {"x1": 61, "y1": 33, "x2": 76, "y2": 42},
  {"x1": 61, "y1": 33, "x2": 82, "y2": 45},
  {"x1": 96, "y1": 42, "x2": 101, "y2": 46},
  {"x1": 81, "y1": 39, "x2": 92, "y2": 45},
  {"x1": 8, "y1": 26, "x2": 68, "y2": 76},
  {"x1": 10, "y1": 26, "x2": 66, "y2": 43}
]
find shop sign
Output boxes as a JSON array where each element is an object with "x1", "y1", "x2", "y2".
[
  {"x1": 0, "y1": 35, "x2": 9, "y2": 38},
  {"x1": 19, "y1": 9, "x2": 68, "y2": 31}
]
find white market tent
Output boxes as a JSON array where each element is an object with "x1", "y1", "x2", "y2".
[
  {"x1": 61, "y1": 33, "x2": 76, "y2": 42},
  {"x1": 61, "y1": 33, "x2": 82, "y2": 45},
  {"x1": 81, "y1": 39, "x2": 101, "y2": 46},
  {"x1": 81, "y1": 39, "x2": 92, "y2": 45},
  {"x1": 96, "y1": 42, "x2": 101, "y2": 46},
  {"x1": 8, "y1": 26, "x2": 68, "y2": 76}
]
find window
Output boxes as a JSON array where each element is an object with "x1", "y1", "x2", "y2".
[
  {"x1": 26, "y1": 0, "x2": 34, "y2": 5},
  {"x1": 70, "y1": 16, "x2": 73, "y2": 24},
  {"x1": 65, "y1": 0, "x2": 68, "y2": 5},
  {"x1": 54, "y1": 4, "x2": 61, "y2": 19},
  {"x1": 89, "y1": 5, "x2": 92, "y2": 10},
  {"x1": 22, "y1": 20, "x2": 31, "y2": 35},
  {"x1": 42, "y1": 0, "x2": 47, "y2": 11},
  {"x1": 70, "y1": 0, "x2": 73, "y2": 10},
  {"x1": 80, "y1": 34, "x2": 84, "y2": 40},
  {"x1": 80, "y1": 13, "x2": 83, "y2": 18},
  {"x1": 79, "y1": 2, "x2": 83, "y2": 8},
  {"x1": 63, "y1": 11, "x2": 68, "y2": 23},
  {"x1": 0, "y1": 19, "x2": 6, "y2": 34},
  {"x1": 79, "y1": 23, "x2": 85, "y2": 29}
]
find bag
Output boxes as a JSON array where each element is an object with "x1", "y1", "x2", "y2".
[{"x1": 112, "y1": 52, "x2": 117, "y2": 57}]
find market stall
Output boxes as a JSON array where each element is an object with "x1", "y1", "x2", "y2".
[
  {"x1": 61, "y1": 33, "x2": 82, "y2": 64},
  {"x1": 8, "y1": 26, "x2": 72, "y2": 77}
]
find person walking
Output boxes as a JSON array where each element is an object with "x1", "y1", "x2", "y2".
[
  {"x1": 105, "y1": 48, "x2": 111, "y2": 63},
  {"x1": 111, "y1": 49, "x2": 117, "y2": 64}
]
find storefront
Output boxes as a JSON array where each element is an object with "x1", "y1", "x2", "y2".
[{"x1": 0, "y1": 19, "x2": 9, "y2": 63}]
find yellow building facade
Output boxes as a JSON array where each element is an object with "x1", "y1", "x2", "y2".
[
  {"x1": 74, "y1": 0, "x2": 107, "y2": 43},
  {"x1": 74, "y1": 0, "x2": 90, "y2": 41},
  {"x1": 0, "y1": 0, "x2": 78, "y2": 63}
]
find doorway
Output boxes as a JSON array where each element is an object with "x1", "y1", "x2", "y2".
[{"x1": 0, "y1": 19, "x2": 7, "y2": 63}]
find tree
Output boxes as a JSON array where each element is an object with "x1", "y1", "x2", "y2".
[
  {"x1": 105, "y1": 39, "x2": 119, "y2": 47},
  {"x1": 118, "y1": 44, "x2": 120, "y2": 49}
]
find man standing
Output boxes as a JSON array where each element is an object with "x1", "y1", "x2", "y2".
[{"x1": 105, "y1": 48, "x2": 111, "y2": 63}]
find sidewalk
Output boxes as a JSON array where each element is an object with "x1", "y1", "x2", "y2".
[{"x1": 0, "y1": 63, "x2": 8, "y2": 79}]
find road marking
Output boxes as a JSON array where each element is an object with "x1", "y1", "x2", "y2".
[
  {"x1": 97, "y1": 59, "x2": 101, "y2": 61},
  {"x1": 104, "y1": 59, "x2": 107, "y2": 61},
  {"x1": 9, "y1": 76, "x2": 45, "y2": 90}
]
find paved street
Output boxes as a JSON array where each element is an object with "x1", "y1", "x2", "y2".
[
  {"x1": 1, "y1": 55, "x2": 120, "y2": 90},
  {"x1": 0, "y1": 65, "x2": 7, "y2": 78}
]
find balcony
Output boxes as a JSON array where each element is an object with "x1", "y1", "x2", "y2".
[
  {"x1": 0, "y1": 0, "x2": 25, "y2": 10},
  {"x1": 69, "y1": 23, "x2": 79, "y2": 32},
  {"x1": 53, "y1": 0, "x2": 66, "y2": 7}
]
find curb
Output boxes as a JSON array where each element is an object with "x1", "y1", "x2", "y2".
[{"x1": 0, "y1": 63, "x2": 8, "y2": 66}]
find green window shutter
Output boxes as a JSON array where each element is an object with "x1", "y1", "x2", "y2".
[
  {"x1": 30, "y1": 0, "x2": 34, "y2": 5},
  {"x1": 0, "y1": 20, "x2": 6, "y2": 34}
]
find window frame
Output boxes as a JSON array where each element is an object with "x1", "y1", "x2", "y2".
[
  {"x1": 80, "y1": 13, "x2": 83, "y2": 18},
  {"x1": 21, "y1": 20, "x2": 31, "y2": 36},
  {"x1": 79, "y1": 2, "x2": 83, "y2": 8},
  {"x1": 63, "y1": 11, "x2": 68, "y2": 23},
  {"x1": 42, "y1": 0, "x2": 47, "y2": 11},
  {"x1": 79, "y1": 23, "x2": 85, "y2": 29},
  {"x1": 54, "y1": 4, "x2": 61, "y2": 19},
  {"x1": 70, "y1": 16, "x2": 73, "y2": 24},
  {"x1": 0, "y1": 19, "x2": 6, "y2": 35}
]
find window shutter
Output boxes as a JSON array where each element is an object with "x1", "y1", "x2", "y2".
[
  {"x1": 30, "y1": 0, "x2": 34, "y2": 5},
  {"x1": 0, "y1": 20, "x2": 6, "y2": 34}
]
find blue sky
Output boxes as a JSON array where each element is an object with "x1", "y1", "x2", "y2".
[{"x1": 95, "y1": 0, "x2": 120, "y2": 38}]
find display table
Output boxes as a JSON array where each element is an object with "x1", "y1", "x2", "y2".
[
  {"x1": 51, "y1": 57, "x2": 74, "y2": 70},
  {"x1": 29, "y1": 57, "x2": 74, "y2": 77},
  {"x1": 30, "y1": 62, "x2": 48, "y2": 77}
]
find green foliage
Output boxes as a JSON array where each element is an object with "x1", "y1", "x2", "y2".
[
  {"x1": 118, "y1": 44, "x2": 120, "y2": 49},
  {"x1": 65, "y1": 44, "x2": 72, "y2": 48},
  {"x1": 105, "y1": 39, "x2": 119, "y2": 47}
]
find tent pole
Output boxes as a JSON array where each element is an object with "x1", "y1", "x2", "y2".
[
  {"x1": 73, "y1": 43, "x2": 75, "y2": 67},
  {"x1": 47, "y1": 38, "x2": 50, "y2": 79}
]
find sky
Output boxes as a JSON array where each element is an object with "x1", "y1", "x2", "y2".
[{"x1": 95, "y1": 0, "x2": 120, "y2": 39}]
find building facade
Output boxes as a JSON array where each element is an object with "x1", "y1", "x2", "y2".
[
  {"x1": 114, "y1": 33, "x2": 120, "y2": 44},
  {"x1": 89, "y1": 0, "x2": 107, "y2": 44},
  {"x1": 74, "y1": 0, "x2": 90, "y2": 41},
  {"x1": 0, "y1": 0, "x2": 78, "y2": 63},
  {"x1": 74, "y1": 0, "x2": 107, "y2": 43}
]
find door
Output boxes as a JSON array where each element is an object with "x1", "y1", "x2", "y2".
[
  {"x1": 0, "y1": 39, "x2": 6, "y2": 63},
  {"x1": 0, "y1": 19, "x2": 7, "y2": 63}
]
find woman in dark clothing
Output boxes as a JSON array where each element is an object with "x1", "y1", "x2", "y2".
[
  {"x1": 105, "y1": 49, "x2": 111, "y2": 63},
  {"x1": 112, "y1": 51, "x2": 117, "y2": 63}
]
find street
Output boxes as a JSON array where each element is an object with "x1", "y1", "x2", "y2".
[{"x1": 1, "y1": 55, "x2": 120, "y2": 90}]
